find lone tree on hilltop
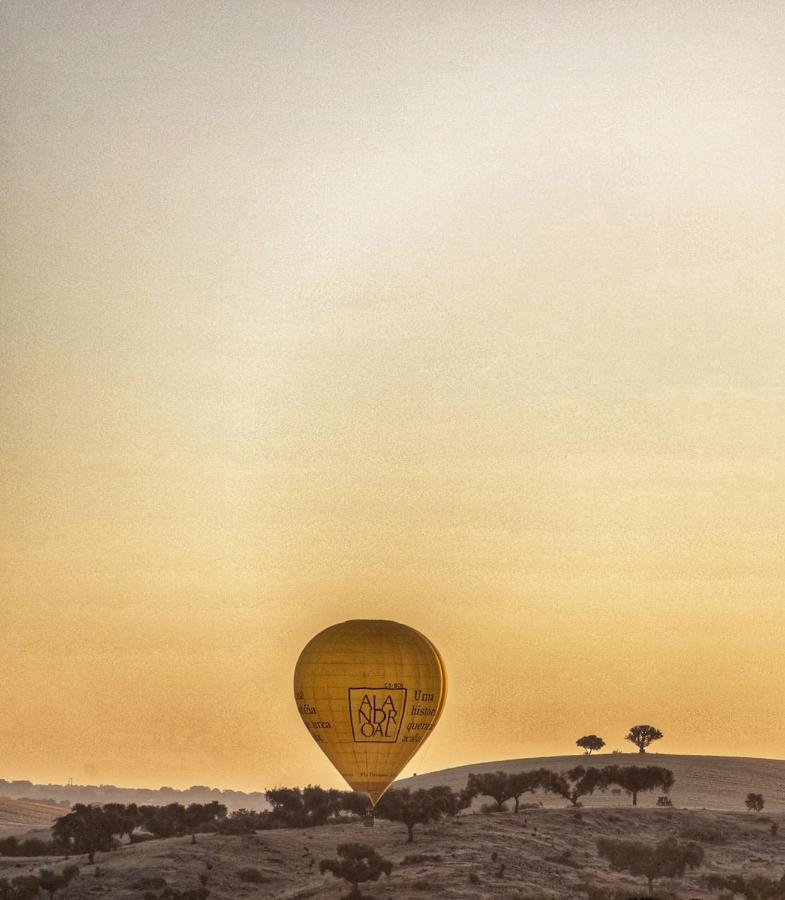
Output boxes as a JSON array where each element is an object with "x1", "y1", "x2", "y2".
[
  {"x1": 320, "y1": 843, "x2": 393, "y2": 899},
  {"x1": 603, "y1": 765, "x2": 674, "y2": 807},
  {"x1": 745, "y1": 792, "x2": 765, "y2": 813},
  {"x1": 625, "y1": 725, "x2": 663, "y2": 754},
  {"x1": 37, "y1": 867, "x2": 79, "y2": 900},
  {"x1": 597, "y1": 837, "x2": 703, "y2": 897},
  {"x1": 576, "y1": 735, "x2": 605, "y2": 755}
]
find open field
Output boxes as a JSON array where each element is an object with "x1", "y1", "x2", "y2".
[
  {"x1": 0, "y1": 798, "x2": 65, "y2": 837},
  {"x1": 2, "y1": 756, "x2": 784, "y2": 897}
]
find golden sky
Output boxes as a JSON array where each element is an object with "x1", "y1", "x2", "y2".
[{"x1": 2, "y1": 1, "x2": 784, "y2": 791}]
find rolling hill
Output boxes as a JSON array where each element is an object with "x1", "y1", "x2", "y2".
[
  {"x1": 0, "y1": 798, "x2": 65, "y2": 836},
  {"x1": 398, "y1": 752, "x2": 785, "y2": 812},
  {"x1": 2, "y1": 756, "x2": 784, "y2": 897}
]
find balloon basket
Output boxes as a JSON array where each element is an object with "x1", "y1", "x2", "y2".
[{"x1": 363, "y1": 810, "x2": 374, "y2": 827}]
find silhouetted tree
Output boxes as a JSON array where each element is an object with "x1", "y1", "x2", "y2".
[
  {"x1": 102, "y1": 803, "x2": 140, "y2": 842},
  {"x1": 505, "y1": 771, "x2": 542, "y2": 812},
  {"x1": 625, "y1": 725, "x2": 663, "y2": 754},
  {"x1": 220, "y1": 808, "x2": 265, "y2": 833},
  {"x1": 340, "y1": 792, "x2": 371, "y2": 818},
  {"x1": 265, "y1": 787, "x2": 306, "y2": 828},
  {"x1": 302, "y1": 786, "x2": 343, "y2": 826},
  {"x1": 52, "y1": 805, "x2": 115, "y2": 864},
  {"x1": 597, "y1": 837, "x2": 703, "y2": 897},
  {"x1": 140, "y1": 803, "x2": 185, "y2": 838},
  {"x1": 466, "y1": 772, "x2": 512, "y2": 811},
  {"x1": 375, "y1": 787, "x2": 456, "y2": 843},
  {"x1": 424, "y1": 784, "x2": 473, "y2": 816},
  {"x1": 576, "y1": 735, "x2": 605, "y2": 755},
  {"x1": 37, "y1": 867, "x2": 79, "y2": 900},
  {"x1": 320, "y1": 843, "x2": 392, "y2": 899},
  {"x1": 745, "y1": 792, "x2": 765, "y2": 813},
  {"x1": 0, "y1": 838, "x2": 58, "y2": 857},
  {"x1": 184, "y1": 802, "x2": 226, "y2": 843},
  {"x1": 602, "y1": 766, "x2": 674, "y2": 807},
  {"x1": 544, "y1": 766, "x2": 606, "y2": 807}
]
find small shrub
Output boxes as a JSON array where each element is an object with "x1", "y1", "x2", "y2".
[
  {"x1": 132, "y1": 877, "x2": 168, "y2": 890},
  {"x1": 771, "y1": 823, "x2": 779, "y2": 837},
  {"x1": 468, "y1": 872, "x2": 479, "y2": 884},
  {"x1": 707, "y1": 871, "x2": 785, "y2": 898},
  {"x1": 545, "y1": 849, "x2": 580, "y2": 868},
  {"x1": 745, "y1": 793, "x2": 765, "y2": 813},
  {"x1": 581, "y1": 887, "x2": 635, "y2": 900},
  {"x1": 129, "y1": 833, "x2": 156, "y2": 844},
  {"x1": 236, "y1": 867, "x2": 267, "y2": 884},
  {"x1": 401, "y1": 854, "x2": 441, "y2": 865},
  {"x1": 680, "y1": 826, "x2": 727, "y2": 845},
  {"x1": 38, "y1": 865, "x2": 79, "y2": 899}
]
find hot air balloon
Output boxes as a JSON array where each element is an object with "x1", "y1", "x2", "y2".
[{"x1": 293, "y1": 620, "x2": 446, "y2": 808}]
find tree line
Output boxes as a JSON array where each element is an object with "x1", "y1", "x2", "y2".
[
  {"x1": 0, "y1": 764, "x2": 676, "y2": 863},
  {"x1": 0, "y1": 779, "x2": 265, "y2": 813}
]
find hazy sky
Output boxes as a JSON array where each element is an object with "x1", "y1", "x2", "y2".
[{"x1": 2, "y1": 1, "x2": 784, "y2": 792}]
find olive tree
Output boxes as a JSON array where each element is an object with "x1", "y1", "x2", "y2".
[
  {"x1": 625, "y1": 725, "x2": 663, "y2": 754},
  {"x1": 598, "y1": 837, "x2": 703, "y2": 897},
  {"x1": 320, "y1": 843, "x2": 392, "y2": 898},
  {"x1": 576, "y1": 735, "x2": 605, "y2": 755}
]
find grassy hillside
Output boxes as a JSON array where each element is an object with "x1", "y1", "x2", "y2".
[
  {"x1": 1, "y1": 806, "x2": 783, "y2": 898},
  {"x1": 2, "y1": 756, "x2": 784, "y2": 897},
  {"x1": 398, "y1": 753, "x2": 785, "y2": 812}
]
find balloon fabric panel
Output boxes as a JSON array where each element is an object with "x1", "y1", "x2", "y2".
[{"x1": 293, "y1": 620, "x2": 446, "y2": 806}]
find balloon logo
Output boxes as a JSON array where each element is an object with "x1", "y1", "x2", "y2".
[{"x1": 294, "y1": 620, "x2": 446, "y2": 806}]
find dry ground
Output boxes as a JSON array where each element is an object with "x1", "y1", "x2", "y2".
[
  {"x1": 3, "y1": 756, "x2": 784, "y2": 898},
  {"x1": 2, "y1": 806, "x2": 783, "y2": 899}
]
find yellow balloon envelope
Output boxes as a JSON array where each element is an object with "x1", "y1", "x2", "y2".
[{"x1": 293, "y1": 620, "x2": 446, "y2": 806}]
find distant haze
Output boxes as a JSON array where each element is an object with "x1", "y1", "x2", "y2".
[{"x1": 1, "y1": 2, "x2": 783, "y2": 791}]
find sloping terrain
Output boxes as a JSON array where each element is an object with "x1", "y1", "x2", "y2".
[
  {"x1": 0, "y1": 798, "x2": 65, "y2": 836},
  {"x1": 1, "y1": 806, "x2": 783, "y2": 898},
  {"x1": 2, "y1": 756, "x2": 784, "y2": 897},
  {"x1": 399, "y1": 753, "x2": 785, "y2": 812}
]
